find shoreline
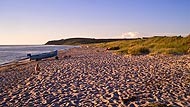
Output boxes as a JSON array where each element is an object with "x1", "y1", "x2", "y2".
[
  {"x1": 0, "y1": 45, "x2": 189, "y2": 69},
  {"x1": 0, "y1": 46, "x2": 190, "y2": 106},
  {"x1": 0, "y1": 45, "x2": 77, "y2": 68}
]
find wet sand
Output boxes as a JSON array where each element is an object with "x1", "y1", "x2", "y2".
[{"x1": 0, "y1": 47, "x2": 190, "y2": 106}]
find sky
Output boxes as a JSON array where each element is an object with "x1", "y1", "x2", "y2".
[{"x1": 0, "y1": 0, "x2": 189, "y2": 45}]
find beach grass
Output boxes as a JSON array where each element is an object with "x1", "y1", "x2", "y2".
[{"x1": 95, "y1": 35, "x2": 190, "y2": 55}]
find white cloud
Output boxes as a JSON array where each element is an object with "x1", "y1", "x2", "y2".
[
  {"x1": 152, "y1": 33, "x2": 188, "y2": 37},
  {"x1": 122, "y1": 32, "x2": 142, "y2": 38},
  {"x1": 120, "y1": 32, "x2": 190, "y2": 39}
]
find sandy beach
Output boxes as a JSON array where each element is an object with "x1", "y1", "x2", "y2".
[{"x1": 0, "y1": 47, "x2": 190, "y2": 107}]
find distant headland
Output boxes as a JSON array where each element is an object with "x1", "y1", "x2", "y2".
[{"x1": 45, "y1": 38, "x2": 128, "y2": 45}]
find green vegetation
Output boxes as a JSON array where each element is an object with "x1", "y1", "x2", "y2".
[
  {"x1": 106, "y1": 46, "x2": 120, "y2": 50},
  {"x1": 96, "y1": 35, "x2": 190, "y2": 55},
  {"x1": 128, "y1": 46, "x2": 150, "y2": 55},
  {"x1": 45, "y1": 38, "x2": 126, "y2": 45},
  {"x1": 46, "y1": 35, "x2": 190, "y2": 55}
]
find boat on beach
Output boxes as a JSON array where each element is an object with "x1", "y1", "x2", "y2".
[{"x1": 27, "y1": 50, "x2": 58, "y2": 61}]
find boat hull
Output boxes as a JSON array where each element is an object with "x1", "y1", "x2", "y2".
[{"x1": 27, "y1": 50, "x2": 58, "y2": 61}]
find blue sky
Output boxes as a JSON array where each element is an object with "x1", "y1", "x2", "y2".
[{"x1": 0, "y1": 0, "x2": 189, "y2": 44}]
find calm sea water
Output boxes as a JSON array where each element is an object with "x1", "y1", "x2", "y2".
[{"x1": 0, "y1": 45, "x2": 76, "y2": 65}]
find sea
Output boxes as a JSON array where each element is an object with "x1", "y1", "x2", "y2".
[{"x1": 0, "y1": 45, "x2": 76, "y2": 65}]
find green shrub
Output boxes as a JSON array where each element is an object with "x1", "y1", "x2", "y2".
[
  {"x1": 107, "y1": 46, "x2": 120, "y2": 50},
  {"x1": 164, "y1": 48, "x2": 180, "y2": 55},
  {"x1": 128, "y1": 46, "x2": 150, "y2": 55},
  {"x1": 118, "y1": 49, "x2": 128, "y2": 54}
]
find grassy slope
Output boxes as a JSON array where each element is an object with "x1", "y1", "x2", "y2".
[{"x1": 96, "y1": 35, "x2": 190, "y2": 55}]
